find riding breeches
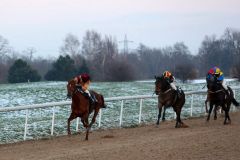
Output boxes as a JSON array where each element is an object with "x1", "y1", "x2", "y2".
[
  {"x1": 84, "y1": 89, "x2": 91, "y2": 97},
  {"x1": 221, "y1": 80, "x2": 228, "y2": 90},
  {"x1": 170, "y1": 82, "x2": 177, "y2": 90}
]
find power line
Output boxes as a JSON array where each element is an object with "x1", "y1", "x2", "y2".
[{"x1": 119, "y1": 34, "x2": 133, "y2": 55}]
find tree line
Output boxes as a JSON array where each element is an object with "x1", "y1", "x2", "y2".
[{"x1": 0, "y1": 28, "x2": 240, "y2": 83}]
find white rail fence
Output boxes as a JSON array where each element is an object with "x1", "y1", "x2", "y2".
[{"x1": 0, "y1": 87, "x2": 240, "y2": 141}]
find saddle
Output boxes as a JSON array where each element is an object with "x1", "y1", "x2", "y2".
[
  {"x1": 76, "y1": 86, "x2": 98, "y2": 111},
  {"x1": 172, "y1": 86, "x2": 183, "y2": 105},
  {"x1": 176, "y1": 86, "x2": 183, "y2": 98}
]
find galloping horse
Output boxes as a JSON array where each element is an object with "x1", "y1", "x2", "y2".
[
  {"x1": 206, "y1": 76, "x2": 239, "y2": 124},
  {"x1": 205, "y1": 95, "x2": 222, "y2": 120},
  {"x1": 155, "y1": 76, "x2": 188, "y2": 128},
  {"x1": 67, "y1": 79, "x2": 105, "y2": 140}
]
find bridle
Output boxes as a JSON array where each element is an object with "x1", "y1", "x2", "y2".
[
  {"x1": 155, "y1": 78, "x2": 173, "y2": 95},
  {"x1": 67, "y1": 81, "x2": 77, "y2": 98},
  {"x1": 207, "y1": 80, "x2": 225, "y2": 94}
]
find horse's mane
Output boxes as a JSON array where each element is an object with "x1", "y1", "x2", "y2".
[
  {"x1": 68, "y1": 79, "x2": 76, "y2": 84},
  {"x1": 155, "y1": 76, "x2": 171, "y2": 92},
  {"x1": 207, "y1": 77, "x2": 223, "y2": 92}
]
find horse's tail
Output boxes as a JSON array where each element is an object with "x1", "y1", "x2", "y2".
[
  {"x1": 228, "y1": 86, "x2": 239, "y2": 107},
  {"x1": 101, "y1": 95, "x2": 106, "y2": 108},
  {"x1": 232, "y1": 98, "x2": 240, "y2": 107}
]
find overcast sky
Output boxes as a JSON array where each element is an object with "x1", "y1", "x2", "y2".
[{"x1": 1, "y1": 0, "x2": 240, "y2": 58}]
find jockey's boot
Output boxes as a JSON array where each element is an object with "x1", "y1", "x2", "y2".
[
  {"x1": 176, "y1": 88, "x2": 182, "y2": 98},
  {"x1": 224, "y1": 88, "x2": 230, "y2": 99},
  {"x1": 89, "y1": 94, "x2": 98, "y2": 105},
  {"x1": 76, "y1": 85, "x2": 82, "y2": 90},
  {"x1": 89, "y1": 95, "x2": 99, "y2": 111}
]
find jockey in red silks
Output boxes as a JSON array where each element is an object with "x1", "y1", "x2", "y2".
[
  {"x1": 206, "y1": 66, "x2": 228, "y2": 91},
  {"x1": 73, "y1": 73, "x2": 97, "y2": 104}
]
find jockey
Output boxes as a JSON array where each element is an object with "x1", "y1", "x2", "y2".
[
  {"x1": 162, "y1": 71, "x2": 177, "y2": 90},
  {"x1": 206, "y1": 66, "x2": 228, "y2": 91},
  {"x1": 73, "y1": 73, "x2": 97, "y2": 104}
]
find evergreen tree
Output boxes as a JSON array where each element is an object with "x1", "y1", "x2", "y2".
[
  {"x1": 8, "y1": 59, "x2": 41, "y2": 83},
  {"x1": 45, "y1": 55, "x2": 77, "y2": 81},
  {"x1": 77, "y1": 59, "x2": 89, "y2": 75}
]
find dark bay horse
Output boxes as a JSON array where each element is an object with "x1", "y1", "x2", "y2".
[
  {"x1": 155, "y1": 76, "x2": 188, "y2": 128},
  {"x1": 67, "y1": 79, "x2": 105, "y2": 140},
  {"x1": 206, "y1": 76, "x2": 239, "y2": 124},
  {"x1": 205, "y1": 95, "x2": 222, "y2": 120}
]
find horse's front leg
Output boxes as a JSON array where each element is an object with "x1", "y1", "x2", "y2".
[
  {"x1": 85, "y1": 108, "x2": 100, "y2": 141},
  {"x1": 223, "y1": 104, "x2": 231, "y2": 125},
  {"x1": 89, "y1": 108, "x2": 100, "y2": 126},
  {"x1": 214, "y1": 106, "x2": 218, "y2": 120},
  {"x1": 82, "y1": 115, "x2": 89, "y2": 141},
  {"x1": 207, "y1": 103, "x2": 214, "y2": 121},
  {"x1": 205, "y1": 99, "x2": 209, "y2": 113},
  {"x1": 162, "y1": 107, "x2": 167, "y2": 121},
  {"x1": 81, "y1": 119, "x2": 88, "y2": 128},
  {"x1": 156, "y1": 102, "x2": 163, "y2": 125},
  {"x1": 67, "y1": 112, "x2": 77, "y2": 135},
  {"x1": 175, "y1": 107, "x2": 182, "y2": 128}
]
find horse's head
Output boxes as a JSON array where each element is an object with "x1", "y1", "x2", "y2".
[
  {"x1": 154, "y1": 76, "x2": 167, "y2": 95},
  {"x1": 154, "y1": 75, "x2": 171, "y2": 95},
  {"x1": 67, "y1": 79, "x2": 76, "y2": 98},
  {"x1": 206, "y1": 74, "x2": 221, "y2": 91}
]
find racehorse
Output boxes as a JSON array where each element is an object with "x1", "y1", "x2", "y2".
[
  {"x1": 205, "y1": 95, "x2": 222, "y2": 120},
  {"x1": 206, "y1": 76, "x2": 239, "y2": 124},
  {"x1": 67, "y1": 79, "x2": 105, "y2": 140},
  {"x1": 155, "y1": 76, "x2": 188, "y2": 128}
]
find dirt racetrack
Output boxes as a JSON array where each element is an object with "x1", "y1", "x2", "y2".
[{"x1": 1, "y1": 112, "x2": 240, "y2": 160}]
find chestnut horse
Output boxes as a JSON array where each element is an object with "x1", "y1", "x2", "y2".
[
  {"x1": 67, "y1": 79, "x2": 105, "y2": 140},
  {"x1": 155, "y1": 76, "x2": 188, "y2": 128}
]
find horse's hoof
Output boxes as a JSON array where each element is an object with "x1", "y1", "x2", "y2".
[
  {"x1": 180, "y1": 123, "x2": 189, "y2": 128},
  {"x1": 214, "y1": 117, "x2": 217, "y2": 120},
  {"x1": 156, "y1": 122, "x2": 160, "y2": 125},
  {"x1": 162, "y1": 119, "x2": 166, "y2": 122},
  {"x1": 224, "y1": 121, "x2": 231, "y2": 125}
]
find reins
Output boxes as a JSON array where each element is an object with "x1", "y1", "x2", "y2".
[
  {"x1": 208, "y1": 89, "x2": 225, "y2": 94},
  {"x1": 159, "y1": 88, "x2": 172, "y2": 95}
]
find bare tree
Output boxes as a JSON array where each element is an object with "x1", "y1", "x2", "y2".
[
  {"x1": 82, "y1": 30, "x2": 103, "y2": 59},
  {"x1": 175, "y1": 62, "x2": 198, "y2": 83},
  {"x1": 23, "y1": 47, "x2": 36, "y2": 62},
  {"x1": 0, "y1": 35, "x2": 10, "y2": 62},
  {"x1": 60, "y1": 33, "x2": 81, "y2": 56}
]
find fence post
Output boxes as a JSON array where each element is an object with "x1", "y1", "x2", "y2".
[
  {"x1": 139, "y1": 99, "x2": 143, "y2": 124},
  {"x1": 233, "y1": 89, "x2": 236, "y2": 111},
  {"x1": 76, "y1": 117, "x2": 79, "y2": 131},
  {"x1": 24, "y1": 110, "x2": 29, "y2": 140},
  {"x1": 51, "y1": 107, "x2": 55, "y2": 135},
  {"x1": 119, "y1": 100, "x2": 124, "y2": 126},
  {"x1": 174, "y1": 111, "x2": 176, "y2": 119},
  {"x1": 190, "y1": 94, "x2": 193, "y2": 117},
  {"x1": 98, "y1": 109, "x2": 102, "y2": 128}
]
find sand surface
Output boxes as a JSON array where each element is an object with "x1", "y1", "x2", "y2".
[{"x1": 1, "y1": 112, "x2": 240, "y2": 160}]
